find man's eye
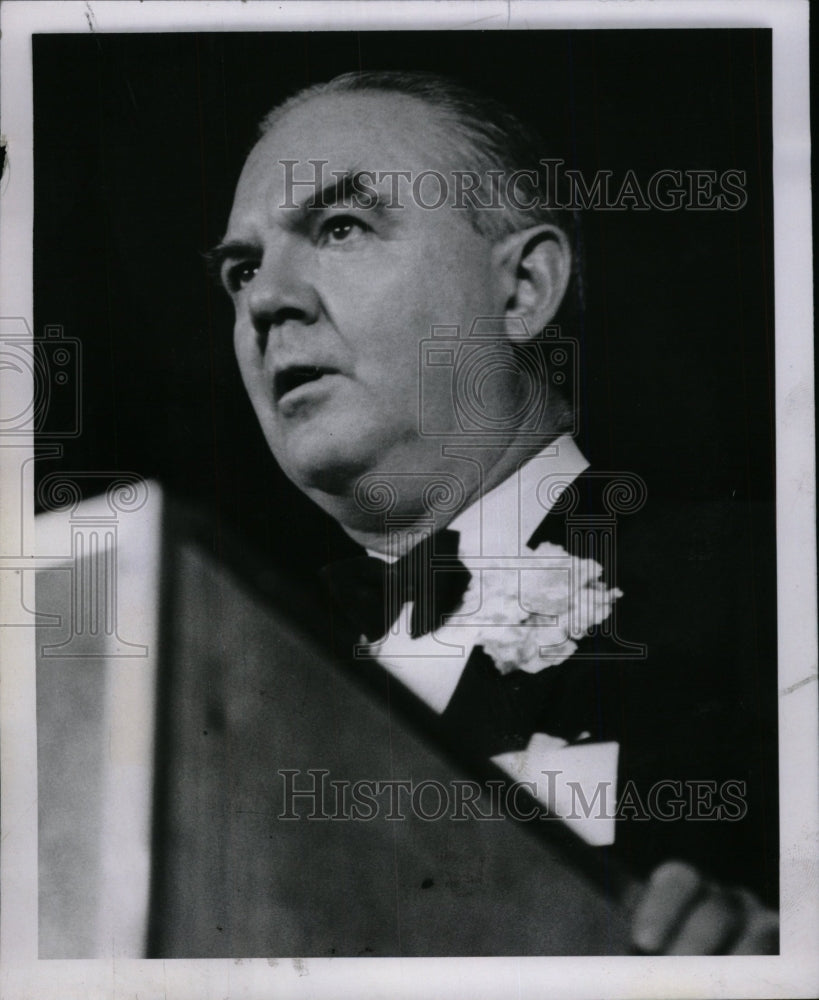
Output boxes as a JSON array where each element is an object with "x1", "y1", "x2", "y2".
[
  {"x1": 318, "y1": 216, "x2": 370, "y2": 246},
  {"x1": 225, "y1": 261, "x2": 259, "y2": 292}
]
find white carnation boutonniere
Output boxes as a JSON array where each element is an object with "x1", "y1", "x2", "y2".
[{"x1": 456, "y1": 543, "x2": 623, "y2": 675}]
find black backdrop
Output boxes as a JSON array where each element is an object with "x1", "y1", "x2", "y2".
[{"x1": 33, "y1": 29, "x2": 774, "y2": 583}]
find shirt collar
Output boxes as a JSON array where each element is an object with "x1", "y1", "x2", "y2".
[{"x1": 447, "y1": 434, "x2": 589, "y2": 560}]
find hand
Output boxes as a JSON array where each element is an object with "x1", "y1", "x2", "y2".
[{"x1": 630, "y1": 860, "x2": 779, "y2": 954}]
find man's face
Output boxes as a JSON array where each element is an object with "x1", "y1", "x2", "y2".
[{"x1": 220, "y1": 92, "x2": 509, "y2": 500}]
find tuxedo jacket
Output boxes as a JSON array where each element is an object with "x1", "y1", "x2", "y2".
[{"x1": 144, "y1": 477, "x2": 778, "y2": 957}]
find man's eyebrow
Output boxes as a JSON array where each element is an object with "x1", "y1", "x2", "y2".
[
  {"x1": 204, "y1": 170, "x2": 391, "y2": 280},
  {"x1": 203, "y1": 239, "x2": 261, "y2": 281},
  {"x1": 288, "y1": 169, "x2": 390, "y2": 224}
]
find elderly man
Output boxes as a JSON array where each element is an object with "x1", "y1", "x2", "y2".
[{"x1": 205, "y1": 70, "x2": 777, "y2": 955}]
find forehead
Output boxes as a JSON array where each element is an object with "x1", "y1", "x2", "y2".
[{"x1": 230, "y1": 91, "x2": 458, "y2": 218}]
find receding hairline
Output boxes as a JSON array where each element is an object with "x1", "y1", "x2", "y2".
[
  {"x1": 254, "y1": 86, "x2": 483, "y2": 176},
  {"x1": 259, "y1": 73, "x2": 474, "y2": 135}
]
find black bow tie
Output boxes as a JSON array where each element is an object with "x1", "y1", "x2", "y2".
[{"x1": 320, "y1": 528, "x2": 471, "y2": 641}]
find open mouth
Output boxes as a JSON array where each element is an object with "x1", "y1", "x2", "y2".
[{"x1": 274, "y1": 365, "x2": 331, "y2": 402}]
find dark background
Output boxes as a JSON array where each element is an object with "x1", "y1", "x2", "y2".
[
  {"x1": 33, "y1": 29, "x2": 774, "y2": 579},
  {"x1": 33, "y1": 29, "x2": 779, "y2": 910}
]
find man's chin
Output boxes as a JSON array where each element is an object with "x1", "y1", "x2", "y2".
[
  {"x1": 267, "y1": 418, "x2": 427, "y2": 515},
  {"x1": 275, "y1": 445, "x2": 371, "y2": 501}
]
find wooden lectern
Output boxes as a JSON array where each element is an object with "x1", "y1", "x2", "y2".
[{"x1": 37, "y1": 482, "x2": 631, "y2": 958}]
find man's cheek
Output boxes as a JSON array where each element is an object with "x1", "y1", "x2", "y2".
[{"x1": 233, "y1": 332, "x2": 259, "y2": 380}]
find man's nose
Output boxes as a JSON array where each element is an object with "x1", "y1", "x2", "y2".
[{"x1": 246, "y1": 243, "x2": 320, "y2": 349}]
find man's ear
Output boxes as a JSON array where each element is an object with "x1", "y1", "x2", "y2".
[{"x1": 491, "y1": 224, "x2": 572, "y2": 340}]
